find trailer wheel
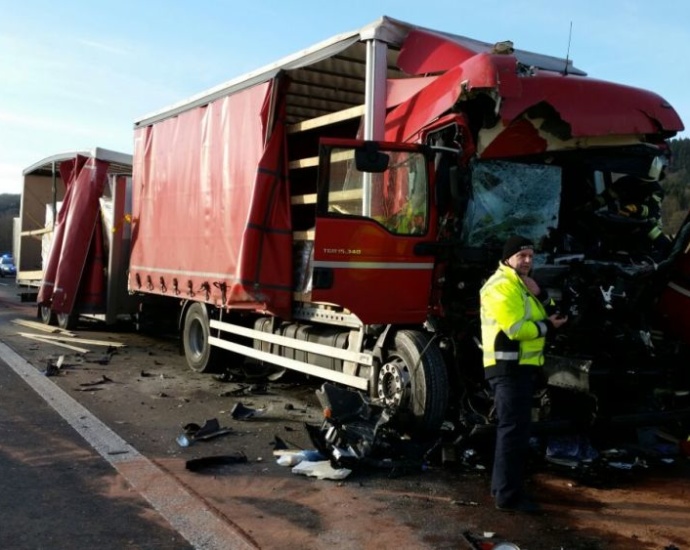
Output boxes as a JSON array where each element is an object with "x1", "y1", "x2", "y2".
[
  {"x1": 57, "y1": 312, "x2": 78, "y2": 330},
  {"x1": 377, "y1": 330, "x2": 449, "y2": 437},
  {"x1": 39, "y1": 305, "x2": 56, "y2": 326},
  {"x1": 182, "y1": 302, "x2": 221, "y2": 373}
]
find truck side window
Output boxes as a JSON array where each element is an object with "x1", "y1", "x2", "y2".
[{"x1": 325, "y1": 148, "x2": 429, "y2": 236}]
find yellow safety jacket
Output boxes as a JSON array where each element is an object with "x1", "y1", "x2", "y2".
[{"x1": 480, "y1": 263, "x2": 549, "y2": 378}]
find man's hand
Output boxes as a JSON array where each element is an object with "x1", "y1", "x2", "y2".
[{"x1": 548, "y1": 313, "x2": 568, "y2": 329}]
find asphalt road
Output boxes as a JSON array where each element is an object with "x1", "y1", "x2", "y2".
[
  {"x1": 0, "y1": 347, "x2": 194, "y2": 550},
  {"x1": 1, "y1": 279, "x2": 689, "y2": 550}
]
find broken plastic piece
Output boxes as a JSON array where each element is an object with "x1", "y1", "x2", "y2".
[
  {"x1": 176, "y1": 418, "x2": 233, "y2": 447},
  {"x1": 44, "y1": 361, "x2": 59, "y2": 376},
  {"x1": 230, "y1": 402, "x2": 265, "y2": 420},
  {"x1": 276, "y1": 450, "x2": 324, "y2": 467},
  {"x1": 291, "y1": 460, "x2": 352, "y2": 480},
  {"x1": 80, "y1": 375, "x2": 113, "y2": 387}
]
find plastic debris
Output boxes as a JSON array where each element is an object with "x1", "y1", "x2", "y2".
[
  {"x1": 450, "y1": 499, "x2": 479, "y2": 507},
  {"x1": 230, "y1": 402, "x2": 266, "y2": 420},
  {"x1": 44, "y1": 360, "x2": 59, "y2": 376},
  {"x1": 276, "y1": 449, "x2": 324, "y2": 467},
  {"x1": 291, "y1": 460, "x2": 351, "y2": 480},
  {"x1": 176, "y1": 418, "x2": 232, "y2": 447},
  {"x1": 79, "y1": 375, "x2": 113, "y2": 387}
]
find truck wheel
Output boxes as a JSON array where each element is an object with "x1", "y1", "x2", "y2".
[
  {"x1": 57, "y1": 312, "x2": 78, "y2": 330},
  {"x1": 377, "y1": 330, "x2": 449, "y2": 437},
  {"x1": 39, "y1": 305, "x2": 56, "y2": 326},
  {"x1": 182, "y1": 302, "x2": 221, "y2": 373}
]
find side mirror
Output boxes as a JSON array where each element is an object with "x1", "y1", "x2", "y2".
[{"x1": 355, "y1": 142, "x2": 389, "y2": 173}]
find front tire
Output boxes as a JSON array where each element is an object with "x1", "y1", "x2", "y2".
[
  {"x1": 377, "y1": 330, "x2": 449, "y2": 437},
  {"x1": 182, "y1": 302, "x2": 222, "y2": 373}
]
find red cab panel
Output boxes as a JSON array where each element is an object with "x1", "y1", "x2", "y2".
[{"x1": 311, "y1": 140, "x2": 436, "y2": 325}]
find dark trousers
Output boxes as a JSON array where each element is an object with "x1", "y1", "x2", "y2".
[{"x1": 489, "y1": 371, "x2": 534, "y2": 507}]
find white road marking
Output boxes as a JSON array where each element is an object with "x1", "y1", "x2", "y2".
[{"x1": 0, "y1": 341, "x2": 257, "y2": 550}]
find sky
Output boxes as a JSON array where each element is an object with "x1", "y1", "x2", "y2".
[{"x1": 1, "y1": 0, "x2": 689, "y2": 195}]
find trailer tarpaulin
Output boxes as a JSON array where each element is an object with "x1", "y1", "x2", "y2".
[
  {"x1": 37, "y1": 155, "x2": 109, "y2": 313},
  {"x1": 130, "y1": 79, "x2": 293, "y2": 317}
]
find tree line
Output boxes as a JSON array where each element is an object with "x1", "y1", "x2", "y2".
[{"x1": 662, "y1": 137, "x2": 690, "y2": 235}]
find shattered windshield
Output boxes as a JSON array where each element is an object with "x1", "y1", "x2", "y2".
[{"x1": 460, "y1": 160, "x2": 562, "y2": 247}]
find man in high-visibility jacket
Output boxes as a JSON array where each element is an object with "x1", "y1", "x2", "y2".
[{"x1": 480, "y1": 235, "x2": 568, "y2": 513}]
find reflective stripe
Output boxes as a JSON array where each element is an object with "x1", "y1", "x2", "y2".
[
  {"x1": 483, "y1": 350, "x2": 519, "y2": 361},
  {"x1": 312, "y1": 260, "x2": 434, "y2": 270},
  {"x1": 506, "y1": 319, "x2": 524, "y2": 337},
  {"x1": 505, "y1": 290, "x2": 532, "y2": 337},
  {"x1": 648, "y1": 225, "x2": 663, "y2": 240}
]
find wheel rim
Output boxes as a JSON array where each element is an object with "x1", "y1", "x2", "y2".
[
  {"x1": 189, "y1": 318, "x2": 206, "y2": 361},
  {"x1": 40, "y1": 305, "x2": 54, "y2": 325},
  {"x1": 377, "y1": 359, "x2": 410, "y2": 410}
]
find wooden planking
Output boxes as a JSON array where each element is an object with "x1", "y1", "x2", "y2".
[
  {"x1": 17, "y1": 332, "x2": 126, "y2": 347},
  {"x1": 291, "y1": 188, "x2": 362, "y2": 206},
  {"x1": 286, "y1": 105, "x2": 364, "y2": 134},
  {"x1": 12, "y1": 319, "x2": 75, "y2": 336}
]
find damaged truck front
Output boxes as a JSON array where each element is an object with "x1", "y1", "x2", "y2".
[{"x1": 128, "y1": 16, "x2": 690, "y2": 448}]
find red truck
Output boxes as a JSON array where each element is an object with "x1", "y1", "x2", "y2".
[{"x1": 38, "y1": 17, "x2": 690, "y2": 437}]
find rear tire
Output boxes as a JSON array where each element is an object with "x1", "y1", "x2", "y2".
[
  {"x1": 57, "y1": 312, "x2": 78, "y2": 330},
  {"x1": 182, "y1": 302, "x2": 222, "y2": 373},
  {"x1": 39, "y1": 305, "x2": 57, "y2": 326},
  {"x1": 378, "y1": 330, "x2": 449, "y2": 437}
]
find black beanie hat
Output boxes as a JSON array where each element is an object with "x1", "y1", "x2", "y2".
[{"x1": 502, "y1": 235, "x2": 534, "y2": 262}]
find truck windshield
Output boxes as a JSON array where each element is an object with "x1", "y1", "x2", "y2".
[
  {"x1": 461, "y1": 160, "x2": 562, "y2": 247},
  {"x1": 325, "y1": 147, "x2": 429, "y2": 236}
]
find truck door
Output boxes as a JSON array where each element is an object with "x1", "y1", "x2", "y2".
[{"x1": 311, "y1": 139, "x2": 436, "y2": 325}]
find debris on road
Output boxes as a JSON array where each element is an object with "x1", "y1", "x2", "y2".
[
  {"x1": 19, "y1": 331, "x2": 126, "y2": 348},
  {"x1": 21, "y1": 332, "x2": 89, "y2": 353},
  {"x1": 176, "y1": 418, "x2": 233, "y2": 447},
  {"x1": 12, "y1": 318, "x2": 75, "y2": 336},
  {"x1": 220, "y1": 383, "x2": 268, "y2": 397},
  {"x1": 230, "y1": 402, "x2": 266, "y2": 420},
  {"x1": 291, "y1": 460, "x2": 351, "y2": 480},
  {"x1": 302, "y1": 383, "x2": 434, "y2": 475},
  {"x1": 79, "y1": 375, "x2": 114, "y2": 387},
  {"x1": 185, "y1": 453, "x2": 248, "y2": 472},
  {"x1": 43, "y1": 355, "x2": 70, "y2": 376},
  {"x1": 276, "y1": 449, "x2": 324, "y2": 467}
]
